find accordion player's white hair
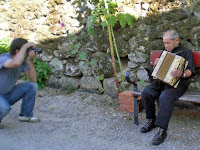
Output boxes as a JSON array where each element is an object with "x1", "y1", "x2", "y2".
[{"x1": 162, "y1": 30, "x2": 179, "y2": 40}]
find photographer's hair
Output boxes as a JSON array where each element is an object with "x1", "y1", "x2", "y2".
[
  {"x1": 9, "y1": 38, "x2": 28, "y2": 55},
  {"x1": 163, "y1": 30, "x2": 179, "y2": 40}
]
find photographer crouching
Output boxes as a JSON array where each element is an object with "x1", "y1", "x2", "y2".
[{"x1": 0, "y1": 38, "x2": 42, "y2": 129}]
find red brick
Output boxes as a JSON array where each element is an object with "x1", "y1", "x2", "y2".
[{"x1": 118, "y1": 91, "x2": 142, "y2": 112}]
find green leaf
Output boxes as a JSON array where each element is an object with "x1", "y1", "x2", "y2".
[
  {"x1": 126, "y1": 13, "x2": 134, "y2": 26},
  {"x1": 83, "y1": 62, "x2": 89, "y2": 69},
  {"x1": 98, "y1": 84, "x2": 104, "y2": 92},
  {"x1": 106, "y1": 47, "x2": 110, "y2": 53},
  {"x1": 108, "y1": 1, "x2": 117, "y2": 8},
  {"x1": 140, "y1": 80, "x2": 144, "y2": 85},
  {"x1": 71, "y1": 49, "x2": 78, "y2": 55},
  {"x1": 71, "y1": 135, "x2": 78, "y2": 139},
  {"x1": 75, "y1": 43, "x2": 81, "y2": 49},
  {"x1": 108, "y1": 8, "x2": 116, "y2": 14},
  {"x1": 96, "y1": 75, "x2": 100, "y2": 81},
  {"x1": 95, "y1": 75, "x2": 104, "y2": 92},
  {"x1": 116, "y1": 13, "x2": 126, "y2": 27},
  {"x1": 99, "y1": 74, "x2": 104, "y2": 80},
  {"x1": 144, "y1": 37, "x2": 149, "y2": 41},
  {"x1": 106, "y1": 15, "x2": 116, "y2": 27},
  {"x1": 116, "y1": 13, "x2": 137, "y2": 27},
  {"x1": 99, "y1": 0, "x2": 104, "y2": 5},
  {"x1": 79, "y1": 51, "x2": 87, "y2": 60},
  {"x1": 70, "y1": 43, "x2": 74, "y2": 49},
  {"x1": 86, "y1": 15, "x2": 96, "y2": 35},
  {"x1": 101, "y1": 21, "x2": 106, "y2": 31},
  {"x1": 91, "y1": 59, "x2": 98, "y2": 66},
  {"x1": 101, "y1": 8, "x2": 108, "y2": 15}
]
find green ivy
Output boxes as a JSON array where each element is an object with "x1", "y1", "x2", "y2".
[{"x1": 24, "y1": 58, "x2": 52, "y2": 90}]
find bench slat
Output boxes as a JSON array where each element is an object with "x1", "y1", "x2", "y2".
[
  {"x1": 179, "y1": 93, "x2": 200, "y2": 103},
  {"x1": 132, "y1": 91, "x2": 200, "y2": 103}
]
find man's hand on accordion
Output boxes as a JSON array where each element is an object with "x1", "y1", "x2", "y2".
[
  {"x1": 171, "y1": 69, "x2": 192, "y2": 78},
  {"x1": 171, "y1": 69, "x2": 183, "y2": 78}
]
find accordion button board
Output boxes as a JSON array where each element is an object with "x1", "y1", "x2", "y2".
[{"x1": 151, "y1": 51, "x2": 188, "y2": 88}]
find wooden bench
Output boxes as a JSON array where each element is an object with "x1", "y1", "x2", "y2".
[{"x1": 125, "y1": 50, "x2": 200, "y2": 125}]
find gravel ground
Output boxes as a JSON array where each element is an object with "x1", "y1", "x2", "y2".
[{"x1": 0, "y1": 88, "x2": 200, "y2": 150}]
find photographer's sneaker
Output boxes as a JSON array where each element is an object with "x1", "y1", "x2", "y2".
[{"x1": 19, "y1": 116, "x2": 40, "y2": 123}]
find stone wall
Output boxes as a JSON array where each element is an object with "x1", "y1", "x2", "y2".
[{"x1": 0, "y1": 0, "x2": 200, "y2": 97}]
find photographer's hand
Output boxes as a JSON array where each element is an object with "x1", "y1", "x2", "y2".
[
  {"x1": 27, "y1": 50, "x2": 37, "y2": 61},
  {"x1": 23, "y1": 42, "x2": 35, "y2": 50}
]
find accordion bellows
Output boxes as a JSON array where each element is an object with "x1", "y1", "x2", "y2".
[{"x1": 152, "y1": 51, "x2": 188, "y2": 88}]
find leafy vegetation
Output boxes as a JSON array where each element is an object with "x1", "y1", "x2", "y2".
[
  {"x1": 25, "y1": 58, "x2": 52, "y2": 90},
  {"x1": 0, "y1": 38, "x2": 11, "y2": 54}
]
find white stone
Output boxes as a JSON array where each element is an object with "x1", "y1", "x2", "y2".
[{"x1": 142, "y1": 3, "x2": 149, "y2": 10}]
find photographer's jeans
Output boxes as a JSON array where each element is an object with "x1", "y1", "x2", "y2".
[{"x1": 0, "y1": 82, "x2": 38, "y2": 123}]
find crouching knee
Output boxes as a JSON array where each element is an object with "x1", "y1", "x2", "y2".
[
  {"x1": 0, "y1": 104, "x2": 10, "y2": 117},
  {"x1": 29, "y1": 82, "x2": 38, "y2": 92}
]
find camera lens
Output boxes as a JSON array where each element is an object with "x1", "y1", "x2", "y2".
[{"x1": 27, "y1": 48, "x2": 42, "y2": 54}]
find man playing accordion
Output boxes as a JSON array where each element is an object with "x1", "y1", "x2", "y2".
[{"x1": 140, "y1": 30, "x2": 195, "y2": 145}]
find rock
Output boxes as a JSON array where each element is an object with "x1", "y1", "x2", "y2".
[
  {"x1": 64, "y1": 63, "x2": 82, "y2": 77},
  {"x1": 128, "y1": 52, "x2": 148, "y2": 63},
  {"x1": 80, "y1": 76, "x2": 100, "y2": 90},
  {"x1": 49, "y1": 58, "x2": 63, "y2": 76},
  {"x1": 79, "y1": 61, "x2": 93, "y2": 76},
  {"x1": 103, "y1": 77, "x2": 119, "y2": 98},
  {"x1": 91, "y1": 52, "x2": 114, "y2": 78},
  {"x1": 136, "y1": 69, "x2": 149, "y2": 82},
  {"x1": 128, "y1": 61, "x2": 138, "y2": 69},
  {"x1": 58, "y1": 76, "x2": 80, "y2": 92}
]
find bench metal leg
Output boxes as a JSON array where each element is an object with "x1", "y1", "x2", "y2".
[{"x1": 133, "y1": 95, "x2": 139, "y2": 125}]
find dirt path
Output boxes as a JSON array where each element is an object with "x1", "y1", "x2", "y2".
[{"x1": 0, "y1": 88, "x2": 200, "y2": 150}]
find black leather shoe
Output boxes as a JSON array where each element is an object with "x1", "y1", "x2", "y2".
[
  {"x1": 152, "y1": 127, "x2": 167, "y2": 145},
  {"x1": 140, "y1": 119, "x2": 156, "y2": 133}
]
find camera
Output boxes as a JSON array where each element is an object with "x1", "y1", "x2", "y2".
[{"x1": 27, "y1": 47, "x2": 42, "y2": 54}]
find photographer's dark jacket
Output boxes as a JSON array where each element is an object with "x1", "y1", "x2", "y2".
[{"x1": 0, "y1": 53, "x2": 29, "y2": 95}]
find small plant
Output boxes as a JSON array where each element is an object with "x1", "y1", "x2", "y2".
[
  {"x1": 24, "y1": 58, "x2": 52, "y2": 90},
  {"x1": 65, "y1": 83, "x2": 75, "y2": 94},
  {"x1": 0, "y1": 38, "x2": 11, "y2": 54},
  {"x1": 34, "y1": 58, "x2": 52, "y2": 89}
]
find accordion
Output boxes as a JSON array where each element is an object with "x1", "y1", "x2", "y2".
[{"x1": 151, "y1": 51, "x2": 188, "y2": 88}]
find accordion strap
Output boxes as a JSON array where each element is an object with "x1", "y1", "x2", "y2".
[{"x1": 174, "y1": 51, "x2": 184, "y2": 55}]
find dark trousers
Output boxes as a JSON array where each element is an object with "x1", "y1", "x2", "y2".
[{"x1": 141, "y1": 80, "x2": 187, "y2": 129}]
